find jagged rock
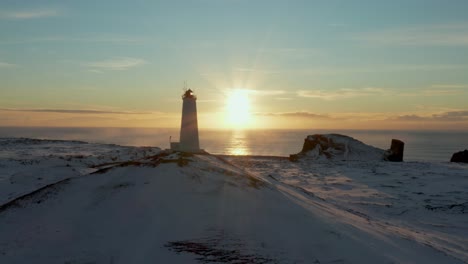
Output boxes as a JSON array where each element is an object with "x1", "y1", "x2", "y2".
[
  {"x1": 297, "y1": 134, "x2": 385, "y2": 161},
  {"x1": 450, "y1": 150, "x2": 468, "y2": 163},
  {"x1": 384, "y1": 139, "x2": 405, "y2": 162}
]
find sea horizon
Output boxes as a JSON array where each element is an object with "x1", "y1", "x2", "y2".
[{"x1": 1, "y1": 126, "x2": 467, "y2": 162}]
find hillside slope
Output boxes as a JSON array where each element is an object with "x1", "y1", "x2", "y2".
[{"x1": 0, "y1": 139, "x2": 466, "y2": 263}]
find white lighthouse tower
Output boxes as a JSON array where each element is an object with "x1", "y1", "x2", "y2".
[{"x1": 171, "y1": 88, "x2": 200, "y2": 152}]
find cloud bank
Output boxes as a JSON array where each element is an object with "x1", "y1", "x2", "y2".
[
  {"x1": 0, "y1": 108, "x2": 150, "y2": 115},
  {"x1": 256, "y1": 111, "x2": 332, "y2": 119},
  {"x1": 392, "y1": 111, "x2": 468, "y2": 122},
  {"x1": 361, "y1": 23, "x2": 468, "y2": 46},
  {"x1": 297, "y1": 87, "x2": 386, "y2": 100},
  {"x1": 84, "y1": 57, "x2": 147, "y2": 71},
  {"x1": 0, "y1": 9, "x2": 61, "y2": 20},
  {"x1": 0, "y1": 62, "x2": 16, "y2": 68}
]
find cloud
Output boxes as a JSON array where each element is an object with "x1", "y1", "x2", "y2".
[
  {"x1": 328, "y1": 23, "x2": 347, "y2": 27},
  {"x1": 391, "y1": 114, "x2": 428, "y2": 121},
  {"x1": 400, "y1": 85, "x2": 468, "y2": 97},
  {"x1": 84, "y1": 57, "x2": 146, "y2": 71},
  {"x1": 434, "y1": 111, "x2": 468, "y2": 120},
  {"x1": 391, "y1": 111, "x2": 468, "y2": 122},
  {"x1": 223, "y1": 88, "x2": 286, "y2": 97},
  {"x1": 382, "y1": 64, "x2": 465, "y2": 71},
  {"x1": 87, "y1": 69, "x2": 103, "y2": 74},
  {"x1": 431, "y1": 84, "x2": 468, "y2": 89},
  {"x1": 233, "y1": 67, "x2": 278, "y2": 74},
  {"x1": 0, "y1": 62, "x2": 16, "y2": 68},
  {"x1": 0, "y1": 108, "x2": 150, "y2": 115},
  {"x1": 298, "y1": 85, "x2": 466, "y2": 100},
  {"x1": 256, "y1": 111, "x2": 333, "y2": 119},
  {"x1": 259, "y1": 110, "x2": 468, "y2": 123},
  {"x1": 259, "y1": 48, "x2": 323, "y2": 57},
  {"x1": 421, "y1": 89, "x2": 463, "y2": 96},
  {"x1": 294, "y1": 64, "x2": 465, "y2": 76},
  {"x1": 0, "y1": 35, "x2": 147, "y2": 45},
  {"x1": 297, "y1": 87, "x2": 386, "y2": 100},
  {"x1": 245, "y1": 89, "x2": 286, "y2": 96},
  {"x1": 0, "y1": 9, "x2": 61, "y2": 20},
  {"x1": 66, "y1": 35, "x2": 145, "y2": 44},
  {"x1": 360, "y1": 23, "x2": 468, "y2": 46}
]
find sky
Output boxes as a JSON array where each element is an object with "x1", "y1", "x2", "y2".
[{"x1": 1, "y1": 0, "x2": 468, "y2": 130}]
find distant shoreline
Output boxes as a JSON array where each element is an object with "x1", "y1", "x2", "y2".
[
  {"x1": 215, "y1": 154, "x2": 288, "y2": 160},
  {"x1": 1, "y1": 128, "x2": 467, "y2": 162}
]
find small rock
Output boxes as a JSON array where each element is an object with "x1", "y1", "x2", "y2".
[
  {"x1": 450, "y1": 149, "x2": 468, "y2": 163},
  {"x1": 384, "y1": 139, "x2": 404, "y2": 162}
]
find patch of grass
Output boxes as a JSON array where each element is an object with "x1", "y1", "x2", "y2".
[{"x1": 165, "y1": 235, "x2": 278, "y2": 264}]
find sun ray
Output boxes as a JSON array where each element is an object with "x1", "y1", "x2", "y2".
[{"x1": 226, "y1": 89, "x2": 251, "y2": 128}]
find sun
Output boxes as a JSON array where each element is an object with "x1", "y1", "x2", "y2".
[{"x1": 226, "y1": 89, "x2": 251, "y2": 128}]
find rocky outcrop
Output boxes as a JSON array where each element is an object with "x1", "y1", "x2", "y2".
[
  {"x1": 450, "y1": 150, "x2": 468, "y2": 163},
  {"x1": 384, "y1": 139, "x2": 405, "y2": 162},
  {"x1": 297, "y1": 134, "x2": 385, "y2": 161}
]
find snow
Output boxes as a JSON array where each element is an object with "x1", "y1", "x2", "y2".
[
  {"x1": 0, "y1": 138, "x2": 161, "y2": 205},
  {"x1": 227, "y1": 156, "x2": 468, "y2": 263},
  {"x1": 0, "y1": 138, "x2": 467, "y2": 263}
]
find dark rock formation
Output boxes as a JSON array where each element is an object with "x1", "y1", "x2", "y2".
[
  {"x1": 289, "y1": 154, "x2": 299, "y2": 162},
  {"x1": 450, "y1": 150, "x2": 468, "y2": 163},
  {"x1": 294, "y1": 134, "x2": 385, "y2": 161},
  {"x1": 301, "y1": 134, "x2": 345, "y2": 157},
  {"x1": 384, "y1": 139, "x2": 405, "y2": 162}
]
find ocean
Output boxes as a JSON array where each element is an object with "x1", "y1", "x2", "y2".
[{"x1": 0, "y1": 127, "x2": 467, "y2": 162}]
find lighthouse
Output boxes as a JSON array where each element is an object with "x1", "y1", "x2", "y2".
[{"x1": 171, "y1": 88, "x2": 200, "y2": 152}]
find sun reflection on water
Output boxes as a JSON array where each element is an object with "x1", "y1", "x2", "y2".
[{"x1": 227, "y1": 130, "x2": 250, "y2": 156}]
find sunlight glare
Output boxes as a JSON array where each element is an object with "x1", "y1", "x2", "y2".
[
  {"x1": 227, "y1": 129, "x2": 250, "y2": 155},
  {"x1": 226, "y1": 89, "x2": 251, "y2": 128}
]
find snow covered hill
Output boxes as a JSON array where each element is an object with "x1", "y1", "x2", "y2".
[
  {"x1": 227, "y1": 156, "x2": 468, "y2": 263},
  {"x1": 0, "y1": 138, "x2": 161, "y2": 205},
  {"x1": 0, "y1": 138, "x2": 467, "y2": 263}
]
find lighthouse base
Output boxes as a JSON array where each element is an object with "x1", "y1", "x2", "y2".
[
  {"x1": 170, "y1": 142, "x2": 181, "y2": 151},
  {"x1": 170, "y1": 141, "x2": 204, "y2": 154}
]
